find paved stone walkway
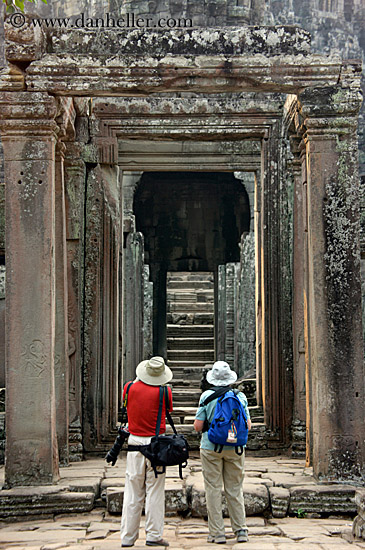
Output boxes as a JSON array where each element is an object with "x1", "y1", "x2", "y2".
[
  {"x1": 0, "y1": 513, "x2": 364, "y2": 549},
  {"x1": 0, "y1": 456, "x2": 364, "y2": 549}
]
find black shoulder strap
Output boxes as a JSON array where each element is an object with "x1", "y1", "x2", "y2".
[
  {"x1": 120, "y1": 381, "x2": 134, "y2": 424},
  {"x1": 201, "y1": 387, "x2": 230, "y2": 406},
  {"x1": 164, "y1": 385, "x2": 177, "y2": 435},
  {"x1": 155, "y1": 386, "x2": 164, "y2": 436}
]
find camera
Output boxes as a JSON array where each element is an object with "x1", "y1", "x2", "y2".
[{"x1": 105, "y1": 426, "x2": 130, "y2": 466}]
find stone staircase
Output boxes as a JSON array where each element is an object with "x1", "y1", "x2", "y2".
[
  {"x1": 165, "y1": 272, "x2": 264, "y2": 450},
  {"x1": 166, "y1": 272, "x2": 214, "y2": 446}
]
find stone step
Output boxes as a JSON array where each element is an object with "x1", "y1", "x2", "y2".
[
  {"x1": 170, "y1": 378, "x2": 202, "y2": 387},
  {"x1": 168, "y1": 350, "x2": 215, "y2": 361},
  {"x1": 167, "y1": 312, "x2": 214, "y2": 325},
  {"x1": 168, "y1": 302, "x2": 215, "y2": 312},
  {"x1": 172, "y1": 388, "x2": 203, "y2": 405},
  {"x1": 168, "y1": 281, "x2": 214, "y2": 290},
  {"x1": 167, "y1": 337, "x2": 215, "y2": 350},
  {"x1": 167, "y1": 324, "x2": 214, "y2": 337},
  {"x1": 167, "y1": 290, "x2": 214, "y2": 303},
  {"x1": 169, "y1": 363, "x2": 211, "y2": 378},
  {"x1": 167, "y1": 271, "x2": 214, "y2": 283},
  {"x1": 249, "y1": 405, "x2": 264, "y2": 420}
]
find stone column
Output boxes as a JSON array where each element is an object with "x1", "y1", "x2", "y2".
[
  {"x1": 54, "y1": 138, "x2": 69, "y2": 466},
  {"x1": 0, "y1": 92, "x2": 59, "y2": 486},
  {"x1": 236, "y1": 233, "x2": 256, "y2": 378},
  {"x1": 298, "y1": 84, "x2": 365, "y2": 482},
  {"x1": 254, "y1": 170, "x2": 263, "y2": 407},
  {"x1": 143, "y1": 265, "x2": 153, "y2": 359},
  {"x1": 260, "y1": 122, "x2": 294, "y2": 446},
  {"x1": 64, "y1": 139, "x2": 86, "y2": 461},
  {"x1": 124, "y1": 232, "x2": 145, "y2": 383},
  {"x1": 216, "y1": 264, "x2": 226, "y2": 361},
  {"x1": 300, "y1": 140, "x2": 313, "y2": 467},
  {"x1": 290, "y1": 138, "x2": 307, "y2": 457}
]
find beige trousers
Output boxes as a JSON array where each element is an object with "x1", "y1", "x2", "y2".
[
  {"x1": 200, "y1": 448, "x2": 248, "y2": 538},
  {"x1": 120, "y1": 435, "x2": 166, "y2": 545}
]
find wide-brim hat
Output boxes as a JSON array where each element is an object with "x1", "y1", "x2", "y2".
[
  {"x1": 206, "y1": 361, "x2": 237, "y2": 386},
  {"x1": 136, "y1": 356, "x2": 173, "y2": 386}
]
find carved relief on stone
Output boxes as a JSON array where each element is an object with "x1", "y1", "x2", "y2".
[{"x1": 21, "y1": 339, "x2": 46, "y2": 378}]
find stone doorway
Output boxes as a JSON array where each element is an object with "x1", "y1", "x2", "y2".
[
  {"x1": 132, "y1": 171, "x2": 251, "y2": 360},
  {"x1": 0, "y1": 23, "x2": 364, "y2": 485}
]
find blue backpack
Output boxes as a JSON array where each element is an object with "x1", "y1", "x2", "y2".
[{"x1": 202, "y1": 388, "x2": 248, "y2": 454}]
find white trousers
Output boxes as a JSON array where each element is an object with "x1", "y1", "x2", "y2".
[{"x1": 120, "y1": 434, "x2": 166, "y2": 545}]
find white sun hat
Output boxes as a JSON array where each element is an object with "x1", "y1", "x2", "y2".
[{"x1": 206, "y1": 361, "x2": 237, "y2": 386}]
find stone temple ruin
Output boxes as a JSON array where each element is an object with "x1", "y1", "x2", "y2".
[{"x1": 0, "y1": 0, "x2": 364, "y2": 518}]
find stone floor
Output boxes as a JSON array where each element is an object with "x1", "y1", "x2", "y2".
[
  {"x1": 0, "y1": 455, "x2": 364, "y2": 549},
  {"x1": 0, "y1": 512, "x2": 364, "y2": 549}
]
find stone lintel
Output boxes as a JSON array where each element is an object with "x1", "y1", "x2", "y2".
[
  {"x1": 90, "y1": 95, "x2": 283, "y2": 140},
  {"x1": 25, "y1": 54, "x2": 344, "y2": 95},
  {"x1": 118, "y1": 139, "x2": 261, "y2": 172},
  {"x1": 91, "y1": 94, "x2": 285, "y2": 118}
]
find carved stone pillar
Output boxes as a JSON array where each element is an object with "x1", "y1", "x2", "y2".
[
  {"x1": 260, "y1": 122, "x2": 293, "y2": 447},
  {"x1": 298, "y1": 84, "x2": 365, "y2": 482},
  {"x1": 64, "y1": 139, "x2": 86, "y2": 461},
  {"x1": 290, "y1": 137, "x2": 307, "y2": 456},
  {"x1": 54, "y1": 138, "x2": 69, "y2": 466},
  {"x1": 254, "y1": 170, "x2": 263, "y2": 407},
  {"x1": 0, "y1": 92, "x2": 59, "y2": 486},
  {"x1": 53, "y1": 97, "x2": 76, "y2": 466}
]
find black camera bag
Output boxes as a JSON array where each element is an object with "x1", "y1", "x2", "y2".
[{"x1": 128, "y1": 386, "x2": 189, "y2": 479}]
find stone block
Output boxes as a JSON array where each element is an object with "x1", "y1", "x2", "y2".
[
  {"x1": 245, "y1": 476, "x2": 274, "y2": 487},
  {"x1": 0, "y1": 487, "x2": 95, "y2": 519},
  {"x1": 100, "y1": 478, "x2": 124, "y2": 500},
  {"x1": 190, "y1": 481, "x2": 269, "y2": 517},
  {"x1": 243, "y1": 483, "x2": 270, "y2": 515},
  {"x1": 106, "y1": 487, "x2": 124, "y2": 514},
  {"x1": 269, "y1": 486, "x2": 290, "y2": 518},
  {"x1": 165, "y1": 484, "x2": 189, "y2": 516},
  {"x1": 289, "y1": 485, "x2": 357, "y2": 515},
  {"x1": 59, "y1": 478, "x2": 100, "y2": 497},
  {"x1": 353, "y1": 489, "x2": 365, "y2": 540},
  {"x1": 355, "y1": 488, "x2": 365, "y2": 518},
  {"x1": 262, "y1": 473, "x2": 315, "y2": 488}
]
